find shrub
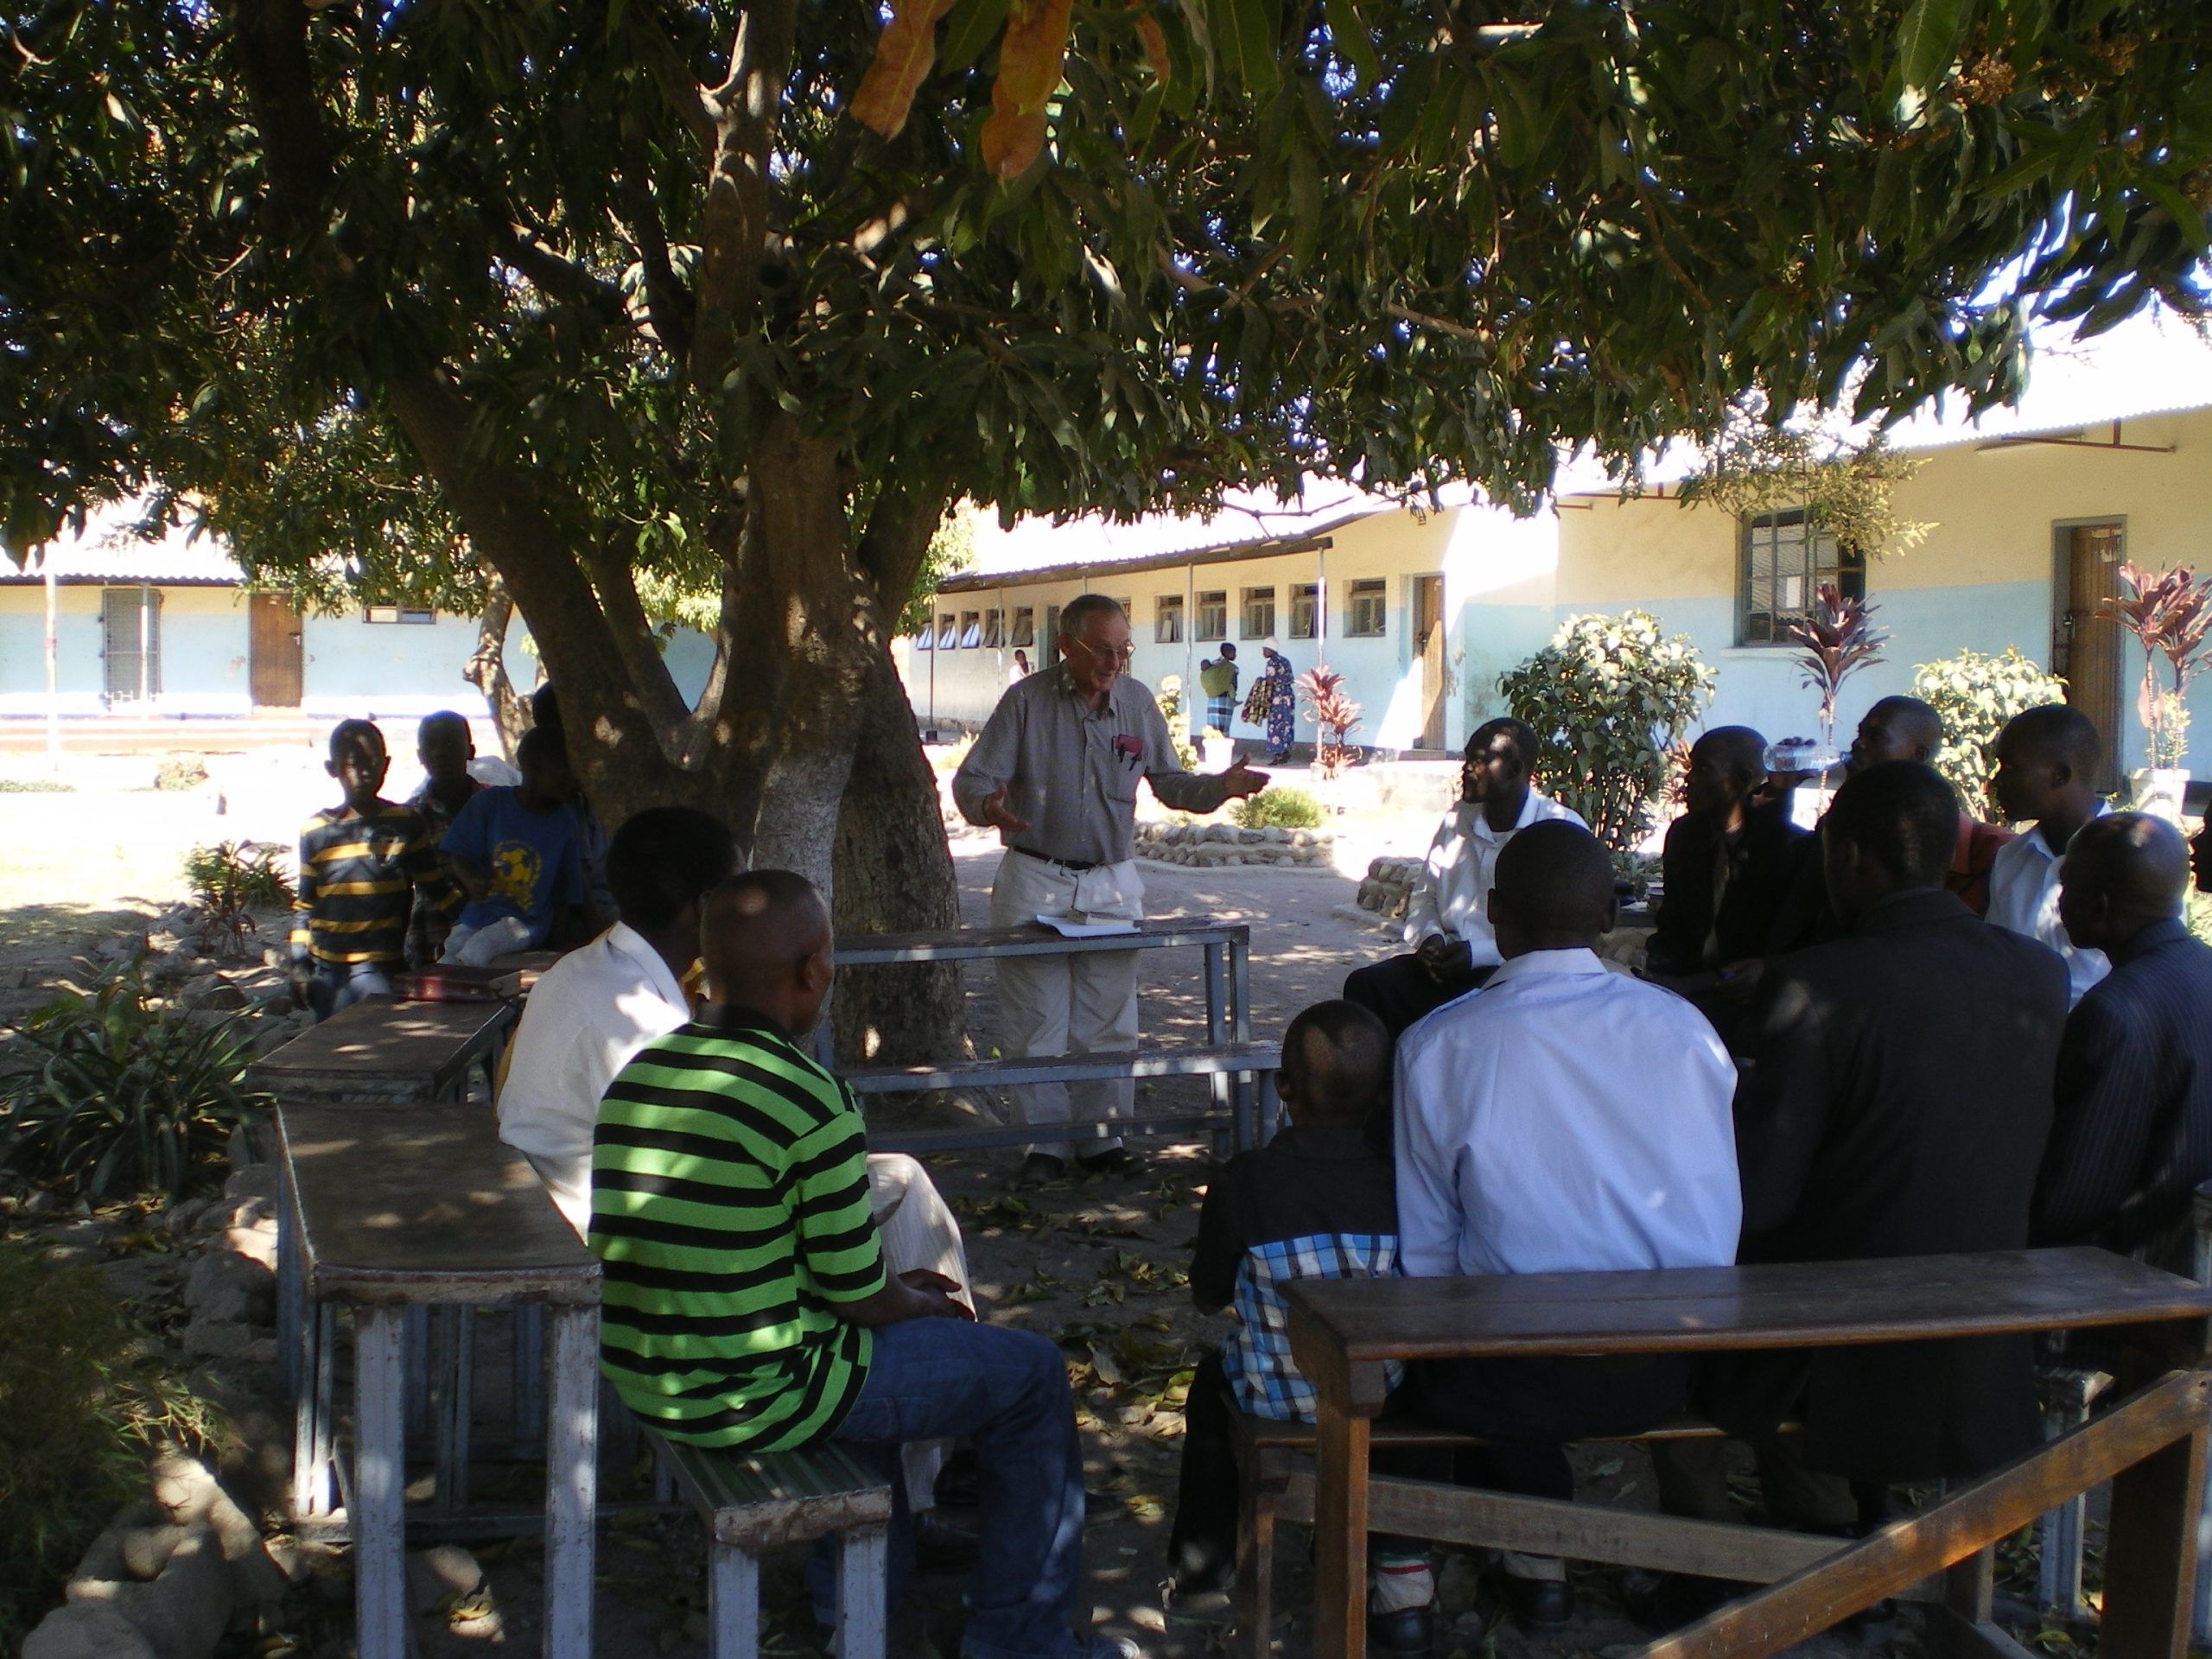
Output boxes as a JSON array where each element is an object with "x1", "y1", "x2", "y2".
[
  {"x1": 1154, "y1": 676, "x2": 1202, "y2": 773},
  {"x1": 1911, "y1": 648, "x2": 2070, "y2": 820},
  {"x1": 1499, "y1": 612, "x2": 1715, "y2": 851},
  {"x1": 1297, "y1": 666, "x2": 1363, "y2": 779},
  {"x1": 153, "y1": 753, "x2": 208, "y2": 791},
  {"x1": 1, "y1": 957, "x2": 270, "y2": 1202},
  {"x1": 182, "y1": 841, "x2": 295, "y2": 957},
  {"x1": 0, "y1": 1243, "x2": 234, "y2": 1649},
  {"x1": 0, "y1": 777, "x2": 73, "y2": 793},
  {"x1": 1231, "y1": 787, "x2": 1324, "y2": 830}
]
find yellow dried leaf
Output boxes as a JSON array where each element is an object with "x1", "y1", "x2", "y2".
[
  {"x1": 851, "y1": 0, "x2": 963, "y2": 139},
  {"x1": 981, "y1": 0, "x2": 1075, "y2": 178}
]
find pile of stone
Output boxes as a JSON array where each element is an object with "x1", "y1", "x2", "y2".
[
  {"x1": 1356, "y1": 855, "x2": 1423, "y2": 918},
  {"x1": 1135, "y1": 821, "x2": 1333, "y2": 868}
]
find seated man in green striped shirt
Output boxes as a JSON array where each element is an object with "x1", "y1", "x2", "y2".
[
  {"x1": 590, "y1": 872, "x2": 1132, "y2": 1659},
  {"x1": 289, "y1": 719, "x2": 438, "y2": 1020}
]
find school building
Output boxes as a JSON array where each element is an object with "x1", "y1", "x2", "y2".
[{"x1": 900, "y1": 314, "x2": 2212, "y2": 786}]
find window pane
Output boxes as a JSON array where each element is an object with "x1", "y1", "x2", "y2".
[
  {"x1": 1011, "y1": 607, "x2": 1035, "y2": 646},
  {"x1": 1740, "y1": 510, "x2": 1845, "y2": 645},
  {"x1": 1196, "y1": 590, "x2": 1227, "y2": 639},
  {"x1": 1347, "y1": 579, "x2": 1387, "y2": 637},
  {"x1": 938, "y1": 613, "x2": 958, "y2": 648},
  {"x1": 1155, "y1": 595, "x2": 1184, "y2": 645},
  {"x1": 1241, "y1": 587, "x2": 1276, "y2": 639},
  {"x1": 983, "y1": 610, "x2": 1004, "y2": 646},
  {"x1": 1289, "y1": 583, "x2": 1319, "y2": 639},
  {"x1": 960, "y1": 612, "x2": 982, "y2": 648}
]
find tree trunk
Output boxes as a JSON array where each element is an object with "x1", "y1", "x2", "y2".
[
  {"x1": 463, "y1": 576, "x2": 533, "y2": 760},
  {"x1": 830, "y1": 645, "x2": 970, "y2": 1067}
]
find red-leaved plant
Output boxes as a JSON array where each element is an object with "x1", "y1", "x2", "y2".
[
  {"x1": 2110, "y1": 562, "x2": 2212, "y2": 769},
  {"x1": 1786, "y1": 583, "x2": 1890, "y2": 749},
  {"x1": 1297, "y1": 666, "x2": 1363, "y2": 779}
]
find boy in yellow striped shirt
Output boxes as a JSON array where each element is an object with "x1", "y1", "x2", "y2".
[{"x1": 289, "y1": 719, "x2": 438, "y2": 1020}]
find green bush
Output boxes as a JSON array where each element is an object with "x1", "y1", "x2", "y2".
[
  {"x1": 0, "y1": 777, "x2": 73, "y2": 793},
  {"x1": 1499, "y1": 612, "x2": 1716, "y2": 851},
  {"x1": 183, "y1": 841, "x2": 296, "y2": 956},
  {"x1": 1154, "y1": 676, "x2": 1203, "y2": 773},
  {"x1": 1, "y1": 957, "x2": 270, "y2": 1202},
  {"x1": 1911, "y1": 647, "x2": 2070, "y2": 820},
  {"x1": 1230, "y1": 786, "x2": 1324, "y2": 830},
  {"x1": 0, "y1": 1243, "x2": 234, "y2": 1649},
  {"x1": 152, "y1": 753, "x2": 208, "y2": 791}
]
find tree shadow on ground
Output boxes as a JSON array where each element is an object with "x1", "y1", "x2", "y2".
[{"x1": 0, "y1": 899, "x2": 166, "y2": 966}]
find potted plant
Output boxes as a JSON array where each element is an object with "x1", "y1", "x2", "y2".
[
  {"x1": 1785, "y1": 583, "x2": 1890, "y2": 766},
  {"x1": 1297, "y1": 666, "x2": 1363, "y2": 781},
  {"x1": 1199, "y1": 726, "x2": 1236, "y2": 772},
  {"x1": 2110, "y1": 562, "x2": 2212, "y2": 821}
]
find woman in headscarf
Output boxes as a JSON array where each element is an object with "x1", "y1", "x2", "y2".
[{"x1": 1256, "y1": 639, "x2": 1296, "y2": 763}]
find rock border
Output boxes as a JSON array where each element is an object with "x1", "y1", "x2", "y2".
[{"x1": 1134, "y1": 821, "x2": 1333, "y2": 868}]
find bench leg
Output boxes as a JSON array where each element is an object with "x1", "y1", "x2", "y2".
[
  {"x1": 2037, "y1": 1393, "x2": 2094, "y2": 1614},
  {"x1": 838, "y1": 1522, "x2": 890, "y2": 1659},
  {"x1": 2101, "y1": 1422, "x2": 2208, "y2": 1659},
  {"x1": 404, "y1": 1303, "x2": 431, "y2": 1436},
  {"x1": 292, "y1": 1304, "x2": 337, "y2": 1518},
  {"x1": 353, "y1": 1306, "x2": 409, "y2": 1659},
  {"x1": 1237, "y1": 1487, "x2": 1277, "y2": 1659},
  {"x1": 709, "y1": 1541, "x2": 761, "y2": 1659},
  {"x1": 432, "y1": 1305, "x2": 474, "y2": 1513},
  {"x1": 512, "y1": 1304, "x2": 546, "y2": 1456},
  {"x1": 1313, "y1": 1408, "x2": 1371, "y2": 1659},
  {"x1": 543, "y1": 1306, "x2": 600, "y2": 1659}
]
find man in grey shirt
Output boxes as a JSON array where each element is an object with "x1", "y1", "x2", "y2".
[{"x1": 954, "y1": 594, "x2": 1268, "y2": 1183}]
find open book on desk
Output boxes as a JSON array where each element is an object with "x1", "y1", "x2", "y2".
[{"x1": 1033, "y1": 913, "x2": 1142, "y2": 938}]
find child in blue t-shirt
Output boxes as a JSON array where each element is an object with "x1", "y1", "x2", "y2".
[{"x1": 437, "y1": 727, "x2": 586, "y2": 964}]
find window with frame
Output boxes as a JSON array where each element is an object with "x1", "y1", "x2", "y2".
[
  {"x1": 1289, "y1": 582, "x2": 1319, "y2": 639},
  {"x1": 1241, "y1": 587, "x2": 1276, "y2": 639},
  {"x1": 959, "y1": 611, "x2": 982, "y2": 648},
  {"x1": 1195, "y1": 589, "x2": 1228, "y2": 639},
  {"x1": 1346, "y1": 579, "x2": 1388, "y2": 637},
  {"x1": 1155, "y1": 594, "x2": 1185, "y2": 644},
  {"x1": 913, "y1": 618, "x2": 933, "y2": 649},
  {"x1": 364, "y1": 604, "x2": 435, "y2": 625},
  {"x1": 1738, "y1": 510, "x2": 1864, "y2": 645},
  {"x1": 982, "y1": 609, "x2": 1004, "y2": 647},
  {"x1": 937, "y1": 613, "x2": 959, "y2": 649},
  {"x1": 1010, "y1": 607, "x2": 1036, "y2": 646}
]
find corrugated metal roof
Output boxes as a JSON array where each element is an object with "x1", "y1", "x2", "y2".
[{"x1": 0, "y1": 502, "x2": 242, "y2": 586}]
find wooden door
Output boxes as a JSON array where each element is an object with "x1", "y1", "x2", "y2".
[
  {"x1": 2053, "y1": 522, "x2": 2124, "y2": 792},
  {"x1": 250, "y1": 593, "x2": 305, "y2": 708},
  {"x1": 1413, "y1": 574, "x2": 1446, "y2": 750}
]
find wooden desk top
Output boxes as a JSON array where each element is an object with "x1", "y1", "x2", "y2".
[
  {"x1": 485, "y1": 950, "x2": 564, "y2": 995},
  {"x1": 1286, "y1": 1249, "x2": 2212, "y2": 1370},
  {"x1": 276, "y1": 1102, "x2": 597, "y2": 1306},
  {"x1": 834, "y1": 918, "x2": 1249, "y2": 966},
  {"x1": 248, "y1": 997, "x2": 514, "y2": 1090}
]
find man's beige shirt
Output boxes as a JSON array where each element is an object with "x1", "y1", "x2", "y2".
[{"x1": 953, "y1": 667, "x2": 1231, "y2": 865}]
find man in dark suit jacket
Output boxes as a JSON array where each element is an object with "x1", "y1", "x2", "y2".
[
  {"x1": 2032, "y1": 813, "x2": 2212, "y2": 1270},
  {"x1": 1646, "y1": 727, "x2": 1808, "y2": 988},
  {"x1": 1654, "y1": 763, "x2": 2069, "y2": 1562}
]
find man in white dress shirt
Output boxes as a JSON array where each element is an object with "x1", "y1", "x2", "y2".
[
  {"x1": 1987, "y1": 704, "x2": 2111, "y2": 1006},
  {"x1": 1346, "y1": 717, "x2": 1586, "y2": 1037},
  {"x1": 498, "y1": 805, "x2": 976, "y2": 1549},
  {"x1": 1394, "y1": 821, "x2": 1741, "y2": 1627}
]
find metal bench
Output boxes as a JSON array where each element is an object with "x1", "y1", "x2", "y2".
[{"x1": 648, "y1": 1430, "x2": 893, "y2": 1659}]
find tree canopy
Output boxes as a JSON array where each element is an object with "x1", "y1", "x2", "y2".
[{"x1": 5, "y1": 0, "x2": 2209, "y2": 867}]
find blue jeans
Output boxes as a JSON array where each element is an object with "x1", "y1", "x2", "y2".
[
  {"x1": 817, "y1": 1318, "x2": 1088, "y2": 1659},
  {"x1": 305, "y1": 960, "x2": 394, "y2": 1020}
]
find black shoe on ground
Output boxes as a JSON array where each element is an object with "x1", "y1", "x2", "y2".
[
  {"x1": 1368, "y1": 1604, "x2": 1434, "y2": 1658},
  {"x1": 1618, "y1": 1568, "x2": 1732, "y2": 1633},
  {"x1": 1077, "y1": 1146, "x2": 1141, "y2": 1177},
  {"x1": 1504, "y1": 1575, "x2": 1574, "y2": 1630},
  {"x1": 913, "y1": 1510, "x2": 980, "y2": 1572},
  {"x1": 1015, "y1": 1152, "x2": 1067, "y2": 1187}
]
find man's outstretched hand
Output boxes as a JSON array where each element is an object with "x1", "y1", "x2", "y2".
[
  {"x1": 1219, "y1": 760, "x2": 1270, "y2": 799},
  {"x1": 980, "y1": 784, "x2": 1033, "y2": 836},
  {"x1": 898, "y1": 1269, "x2": 976, "y2": 1321}
]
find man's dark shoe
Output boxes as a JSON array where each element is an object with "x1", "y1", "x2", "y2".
[
  {"x1": 1015, "y1": 1152, "x2": 1067, "y2": 1187},
  {"x1": 1504, "y1": 1575, "x2": 1574, "y2": 1630},
  {"x1": 912, "y1": 1510, "x2": 980, "y2": 1572},
  {"x1": 1367, "y1": 1603, "x2": 1434, "y2": 1658},
  {"x1": 1077, "y1": 1146, "x2": 1141, "y2": 1177},
  {"x1": 1618, "y1": 1568, "x2": 1732, "y2": 1633}
]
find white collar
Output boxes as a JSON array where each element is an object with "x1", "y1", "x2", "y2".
[
  {"x1": 2016, "y1": 798, "x2": 2109, "y2": 863},
  {"x1": 601, "y1": 920, "x2": 690, "y2": 1013},
  {"x1": 1462, "y1": 789, "x2": 1549, "y2": 842},
  {"x1": 1488, "y1": 946, "x2": 1608, "y2": 985}
]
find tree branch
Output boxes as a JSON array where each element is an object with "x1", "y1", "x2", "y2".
[
  {"x1": 633, "y1": 7, "x2": 716, "y2": 154},
  {"x1": 582, "y1": 535, "x2": 691, "y2": 731},
  {"x1": 690, "y1": 0, "x2": 796, "y2": 389},
  {"x1": 855, "y1": 486, "x2": 951, "y2": 628},
  {"x1": 617, "y1": 130, "x2": 696, "y2": 363},
  {"x1": 489, "y1": 222, "x2": 626, "y2": 315},
  {"x1": 229, "y1": 0, "x2": 334, "y2": 229}
]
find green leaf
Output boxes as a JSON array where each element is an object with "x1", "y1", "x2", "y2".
[
  {"x1": 1205, "y1": 0, "x2": 1279, "y2": 98},
  {"x1": 1895, "y1": 0, "x2": 1969, "y2": 96},
  {"x1": 1321, "y1": 0, "x2": 1380, "y2": 86},
  {"x1": 938, "y1": 0, "x2": 1011, "y2": 76}
]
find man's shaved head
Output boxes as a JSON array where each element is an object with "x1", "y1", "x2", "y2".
[
  {"x1": 1279, "y1": 1000, "x2": 1392, "y2": 1124},
  {"x1": 1490, "y1": 820, "x2": 1618, "y2": 953},
  {"x1": 1866, "y1": 696, "x2": 1943, "y2": 753},
  {"x1": 701, "y1": 870, "x2": 834, "y2": 1030},
  {"x1": 2059, "y1": 813, "x2": 2190, "y2": 955},
  {"x1": 1694, "y1": 726, "x2": 1768, "y2": 779},
  {"x1": 2000, "y1": 703, "x2": 2101, "y2": 771}
]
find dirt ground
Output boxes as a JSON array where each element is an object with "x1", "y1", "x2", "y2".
[{"x1": 0, "y1": 749, "x2": 2055, "y2": 1659}]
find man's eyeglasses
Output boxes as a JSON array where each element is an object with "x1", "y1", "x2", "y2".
[{"x1": 1069, "y1": 638, "x2": 1135, "y2": 664}]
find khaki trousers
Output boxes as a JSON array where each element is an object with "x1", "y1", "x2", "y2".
[
  {"x1": 987, "y1": 851, "x2": 1144, "y2": 1161},
  {"x1": 866, "y1": 1154, "x2": 972, "y2": 1512}
]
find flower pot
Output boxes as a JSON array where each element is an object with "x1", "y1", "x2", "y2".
[
  {"x1": 1201, "y1": 735, "x2": 1236, "y2": 772},
  {"x1": 2127, "y1": 766, "x2": 2190, "y2": 823}
]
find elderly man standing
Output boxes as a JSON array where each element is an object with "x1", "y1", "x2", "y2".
[{"x1": 954, "y1": 594, "x2": 1268, "y2": 1185}]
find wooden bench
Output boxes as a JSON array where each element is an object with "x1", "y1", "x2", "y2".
[
  {"x1": 248, "y1": 995, "x2": 516, "y2": 1103},
  {"x1": 849, "y1": 1041, "x2": 1282, "y2": 1154},
  {"x1": 1283, "y1": 1248, "x2": 2212, "y2": 1659},
  {"x1": 648, "y1": 1430, "x2": 894, "y2": 1659},
  {"x1": 276, "y1": 1102, "x2": 601, "y2": 1659}
]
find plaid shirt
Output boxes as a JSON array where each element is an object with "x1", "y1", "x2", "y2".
[{"x1": 1224, "y1": 1232, "x2": 1402, "y2": 1422}]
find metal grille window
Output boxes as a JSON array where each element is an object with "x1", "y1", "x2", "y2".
[
  {"x1": 1241, "y1": 587, "x2": 1276, "y2": 639},
  {"x1": 101, "y1": 586, "x2": 163, "y2": 702},
  {"x1": 1196, "y1": 590, "x2": 1228, "y2": 639},
  {"x1": 1011, "y1": 607, "x2": 1036, "y2": 646},
  {"x1": 1346, "y1": 579, "x2": 1388, "y2": 637},
  {"x1": 364, "y1": 604, "x2": 434, "y2": 624},
  {"x1": 1155, "y1": 594, "x2": 1185, "y2": 644},
  {"x1": 1739, "y1": 510, "x2": 1863, "y2": 645},
  {"x1": 1289, "y1": 583, "x2": 1319, "y2": 639}
]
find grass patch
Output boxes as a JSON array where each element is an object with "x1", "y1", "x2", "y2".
[
  {"x1": 0, "y1": 777, "x2": 74, "y2": 793},
  {"x1": 0, "y1": 1242, "x2": 235, "y2": 1649}
]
